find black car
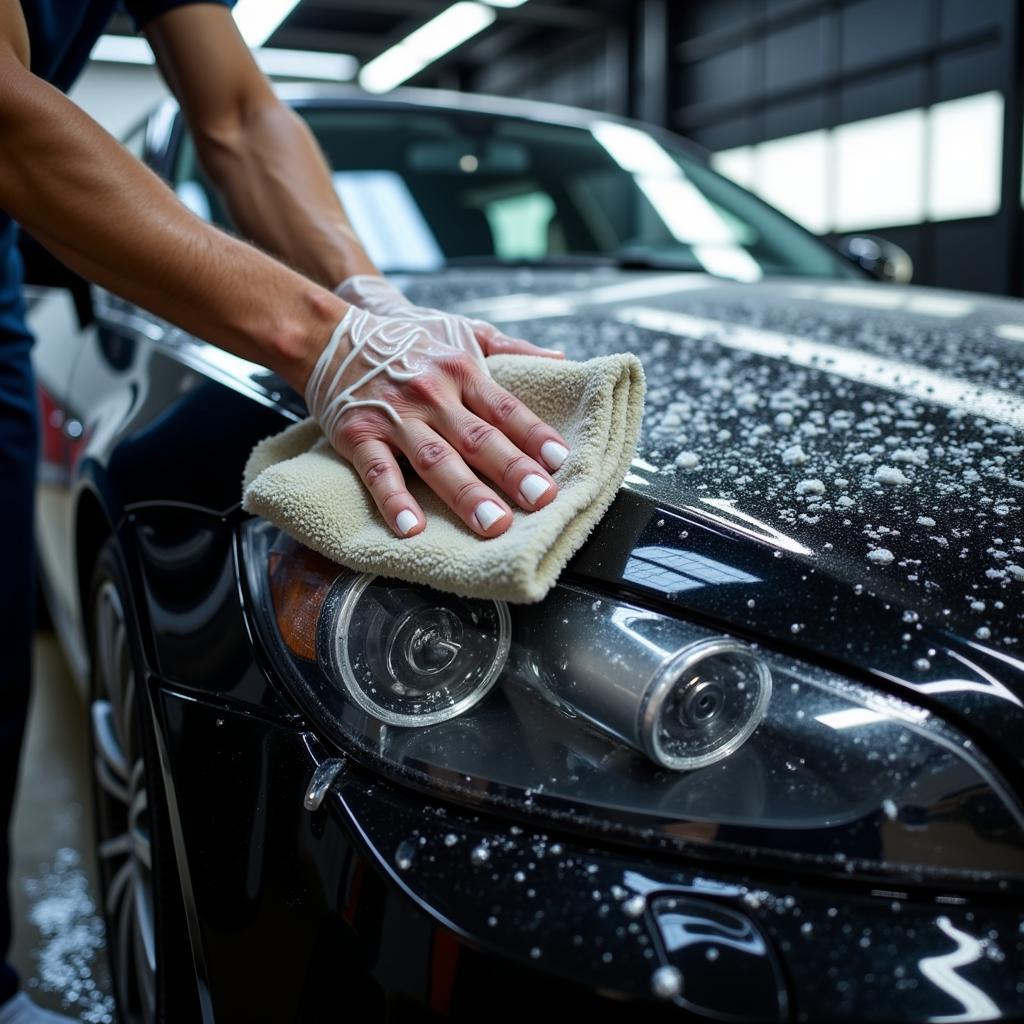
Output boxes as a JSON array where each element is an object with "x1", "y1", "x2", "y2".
[{"x1": 32, "y1": 86, "x2": 1024, "y2": 1024}]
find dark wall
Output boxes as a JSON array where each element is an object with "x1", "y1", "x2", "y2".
[{"x1": 457, "y1": 0, "x2": 1023, "y2": 297}]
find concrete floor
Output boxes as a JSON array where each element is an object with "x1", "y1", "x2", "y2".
[{"x1": 9, "y1": 632, "x2": 114, "y2": 1022}]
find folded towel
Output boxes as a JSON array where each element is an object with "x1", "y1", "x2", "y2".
[{"x1": 242, "y1": 353, "x2": 645, "y2": 603}]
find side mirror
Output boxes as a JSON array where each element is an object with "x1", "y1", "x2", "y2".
[{"x1": 836, "y1": 234, "x2": 913, "y2": 284}]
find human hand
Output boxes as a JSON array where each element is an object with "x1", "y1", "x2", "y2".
[
  {"x1": 305, "y1": 304, "x2": 571, "y2": 539},
  {"x1": 335, "y1": 274, "x2": 565, "y2": 361}
]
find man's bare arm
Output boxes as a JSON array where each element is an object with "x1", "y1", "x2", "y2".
[
  {"x1": 0, "y1": 2, "x2": 343, "y2": 391},
  {"x1": 0, "y1": 1, "x2": 568, "y2": 539},
  {"x1": 145, "y1": 4, "x2": 378, "y2": 289}
]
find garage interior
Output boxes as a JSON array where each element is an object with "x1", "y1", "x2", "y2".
[{"x1": 13, "y1": 0, "x2": 1024, "y2": 1020}]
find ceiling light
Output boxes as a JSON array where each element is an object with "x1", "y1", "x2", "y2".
[
  {"x1": 360, "y1": 1, "x2": 496, "y2": 94},
  {"x1": 89, "y1": 35, "x2": 356, "y2": 82},
  {"x1": 254, "y1": 48, "x2": 357, "y2": 81},
  {"x1": 233, "y1": 0, "x2": 301, "y2": 48}
]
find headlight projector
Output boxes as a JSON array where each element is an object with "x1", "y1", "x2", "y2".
[
  {"x1": 642, "y1": 638, "x2": 772, "y2": 769},
  {"x1": 319, "y1": 573, "x2": 511, "y2": 727},
  {"x1": 511, "y1": 590, "x2": 772, "y2": 770}
]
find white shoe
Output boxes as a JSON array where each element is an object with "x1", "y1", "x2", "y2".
[{"x1": 0, "y1": 993, "x2": 80, "y2": 1023}]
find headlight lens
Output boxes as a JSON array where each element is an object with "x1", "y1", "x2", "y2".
[
  {"x1": 245, "y1": 521, "x2": 1024, "y2": 880},
  {"x1": 319, "y1": 573, "x2": 509, "y2": 727}
]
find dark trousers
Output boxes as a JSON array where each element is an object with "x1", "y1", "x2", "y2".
[{"x1": 0, "y1": 223, "x2": 36, "y2": 1005}]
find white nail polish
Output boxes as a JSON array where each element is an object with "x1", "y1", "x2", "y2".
[
  {"x1": 474, "y1": 500, "x2": 506, "y2": 531},
  {"x1": 396, "y1": 509, "x2": 418, "y2": 535},
  {"x1": 541, "y1": 440, "x2": 569, "y2": 470},
  {"x1": 519, "y1": 473, "x2": 551, "y2": 506}
]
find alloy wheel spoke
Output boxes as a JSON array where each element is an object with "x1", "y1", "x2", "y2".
[
  {"x1": 133, "y1": 870, "x2": 158, "y2": 977},
  {"x1": 106, "y1": 857, "x2": 133, "y2": 920},
  {"x1": 92, "y1": 700, "x2": 130, "y2": 785},
  {"x1": 94, "y1": 755, "x2": 131, "y2": 806},
  {"x1": 128, "y1": 779, "x2": 152, "y2": 872},
  {"x1": 112, "y1": 621, "x2": 131, "y2": 750},
  {"x1": 97, "y1": 833, "x2": 132, "y2": 861},
  {"x1": 117, "y1": 879, "x2": 136, "y2": 1016}
]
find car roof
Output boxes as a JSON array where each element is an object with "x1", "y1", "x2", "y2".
[{"x1": 143, "y1": 83, "x2": 710, "y2": 170}]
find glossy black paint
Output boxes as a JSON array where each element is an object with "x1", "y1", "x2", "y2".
[{"x1": 30, "y1": 93, "x2": 1024, "y2": 1022}]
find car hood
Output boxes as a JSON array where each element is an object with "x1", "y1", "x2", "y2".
[{"x1": 398, "y1": 269, "x2": 1024, "y2": 751}]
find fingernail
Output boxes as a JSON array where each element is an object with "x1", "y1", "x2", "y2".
[
  {"x1": 541, "y1": 441, "x2": 569, "y2": 470},
  {"x1": 519, "y1": 473, "x2": 551, "y2": 507},
  {"x1": 474, "y1": 500, "x2": 506, "y2": 531},
  {"x1": 396, "y1": 509, "x2": 418, "y2": 535}
]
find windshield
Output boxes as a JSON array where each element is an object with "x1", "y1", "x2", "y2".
[{"x1": 173, "y1": 104, "x2": 855, "y2": 282}]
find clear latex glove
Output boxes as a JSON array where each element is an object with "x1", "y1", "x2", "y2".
[
  {"x1": 305, "y1": 304, "x2": 571, "y2": 540},
  {"x1": 335, "y1": 274, "x2": 564, "y2": 362}
]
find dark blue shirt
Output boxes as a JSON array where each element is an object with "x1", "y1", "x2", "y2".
[
  {"x1": 1, "y1": 0, "x2": 233, "y2": 322},
  {"x1": 22, "y1": 1, "x2": 232, "y2": 92}
]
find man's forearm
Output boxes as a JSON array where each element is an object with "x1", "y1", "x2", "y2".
[
  {"x1": 0, "y1": 54, "x2": 344, "y2": 390},
  {"x1": 194, "y1": 98, "x2": 379, "y2": 289}
]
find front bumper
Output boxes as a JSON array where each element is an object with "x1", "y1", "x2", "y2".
[{"x1": 155, "y1": 685, "x2": 1024, "y2": 1024}]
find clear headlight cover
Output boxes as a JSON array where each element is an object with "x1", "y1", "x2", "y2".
[{"x1": 244, "y1": 521, "x2": 1024, "y2": 881}]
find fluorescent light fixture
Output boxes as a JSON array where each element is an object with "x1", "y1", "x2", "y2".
[
  {"x1": 928, "y1": 90, "x2": 1004, "y2": 221},
  {"x1": 89, "y1": 35, "x2": 356, "y2": 82},
  {"x1": 233, "y1": 0, "x2": 301, "y2": 48},
  {"x1": 254, "y1": 47, "x2": 357, "y2": 81},
  {"x1": 757, "y1": 129, "x2": 830, "y2": 235},
  {"x1": 360, "y1": 2, "x2": 496, "y2": 94}
]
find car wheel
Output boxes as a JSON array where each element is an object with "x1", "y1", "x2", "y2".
[{"x1": 88, "y1": 540, "x2": 199, "y2": 1024}]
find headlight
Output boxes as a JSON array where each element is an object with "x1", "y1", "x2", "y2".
[
  {"x1": 511, "y1": 590, "x2": 771, "y2": 770},
  {"x1": 244, "y1": 521, "x2": 1024, "y2": 881},
  {"x1": 319, "y1": 573, "x2": 509, "y2": 727}
]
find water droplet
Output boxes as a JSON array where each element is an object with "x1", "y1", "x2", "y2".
[
  {"x1": 529, "y1": 947, "x2": 542, "y2": 960},
  {"x1": 444, "y1": 833, "x2": 459, "y2": 847},
  {"x1": 705, "y1": 947, "x2": 720, "y2": 962},
  {"x1": 975, "y1": 626, "x2": 992, "y2": 640},
  {"x1": 395, "y1": 841, "x2": 415, "y2": 871},
  {"x1": 882, "y1": 798, "x2": 898, "y2": 820},
  {"x1": 623, "y1": 895, "x2": 646, "y2": 918},
  {"x1": 651, "y1": 965, "x2": 683, "y2": 999},
  {"x1": 470, "y1": 844, "x2": 490, "y2": 866},
  {"x1": 913, "y1": 657, "x2": 931, "y2": 672},
  {"x1": 801, "y1": 922, "x2": 814, "y2": 936}
]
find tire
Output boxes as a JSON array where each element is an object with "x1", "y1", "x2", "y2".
[{"x1": 87, "y1": 539, "x2": 201, "y2": 1024}]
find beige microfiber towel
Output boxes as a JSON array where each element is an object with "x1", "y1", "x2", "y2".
[{"x1": 242, "y1": 353, "x2": 645, "y2": 603}]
